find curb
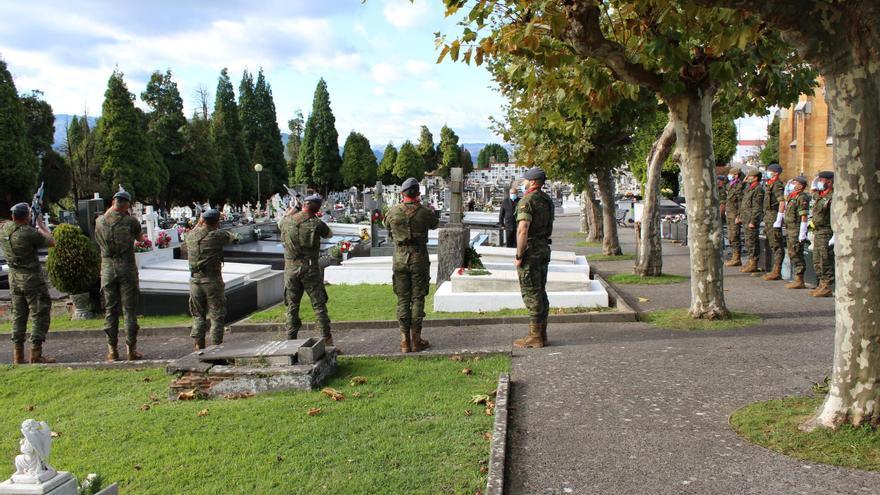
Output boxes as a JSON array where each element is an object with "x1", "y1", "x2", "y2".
[
  {"x1": 486, "y1": 372, "x2": 510, "y2": 495},
  {"x1": 39, "y1": 359, "x2": 173, "y2": 370}
]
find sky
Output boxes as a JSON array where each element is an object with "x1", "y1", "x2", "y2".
[{"x1": 0, "y1": 0, "x2": 769, "y2": 147}]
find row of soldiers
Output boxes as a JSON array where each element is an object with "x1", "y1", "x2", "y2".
[{"x1": 718, "y1": 164, "x2": 835, "y2": 297}]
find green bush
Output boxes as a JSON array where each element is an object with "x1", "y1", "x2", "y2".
[{"x1": 47, "y1": 224, "x2": 99, "y2": 294}]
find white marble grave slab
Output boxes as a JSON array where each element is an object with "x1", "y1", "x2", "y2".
[
  {"x1": 147, "y1": 260, "x2": 272, "y2": 279},
  {"x1": 475, "y1": 246, "x2": 579, "y2": 264},
  {"x1": 432, "y1": 279, "x2": 609, "y2": 312},
  {"x1": 450, "y1": 270, "x2": 590, "y2": 293},
  {"x1": 139, "y1": 269, "x2": 246, "y2": 293},
  {"x1": 0, "y1": 472, "x2": 76, "y2": 495},
  {"x1": 134, "y1": 247, "x2": 175, "y2": 269}
]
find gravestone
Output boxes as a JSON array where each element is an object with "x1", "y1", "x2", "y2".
[
  {"x1": 437, "y1": 168, "x2": 471, "y2": 285},
  {"x1": 0, "y1": 420, "x2": 77, "y2": 495}
]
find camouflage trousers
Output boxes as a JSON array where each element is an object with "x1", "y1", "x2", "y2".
[
  {"x1": 726, "y1": 216, "x2": 741, "y2": 253},
  {"x1": 284, "y1": 260, "x2": 330, "y2": 339},
  {"x1": 101, "y1": 259, "x2": 140, "y2": 346},
  {"x1": 744, "y1": 224, "x2": 760, "y2": 260},
  {"x1": 786, "y1": 233, "x2": 807, "y2": 276},
  {"x1": 518, "y1": 247, "x2": 551, "y2": 325},
  {"x1": 189, "y1": 275, "x2": 226, "y2": 345},
  {"x1": 9, "y1": 283, "x2": 51, "y2": 345},
  {"x1": 392, "y1": 255, "x2": 431, "y2": 331},
  {"x1": 765, "y1": 219, "x2": 784, "y2": 269},
  {"x1": 813, "y1": 231, "x2": 835, "y2": 285}
]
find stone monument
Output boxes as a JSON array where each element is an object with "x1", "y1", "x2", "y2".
[
  {"x1": 0, "y1": 419, "x2": 77, "y2": 495},
  {"x1": 436, "y1": 168, "x2": 471, "y2": 285}
]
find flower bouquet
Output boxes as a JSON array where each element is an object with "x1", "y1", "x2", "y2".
[
  {"x1": 156, "y1": 231, "x2": 172, "y2": 249},
  {"x1": 339, "y1": 240, "x2": 352, "y2": 261},
  {"x1": 134, "y1": 238, "x2": 153, "y2": 253}
]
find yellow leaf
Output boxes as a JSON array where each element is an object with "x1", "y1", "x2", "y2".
[
  {"x1": 321, "y1": 387, "x2": 345, "y2": 401},
  {"x1": 308, "y1": 407, "x2": 322, "y2": 417},
  {"x1": 197, "y1": 408, "x2": 209, "y2": 417}
]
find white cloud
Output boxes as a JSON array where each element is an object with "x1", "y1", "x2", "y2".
[
  {"x1": 421, "y1": 80, "x2": 441, "y2": 91},
  {"x1": 405, "y1": 59, "x2": 432, "y2": 76},
  {"x1": 371, "y1": 62, "x2": 402, "y2": 84},
  {"x1": 372, "y1": 86, "x2": 386, "y2": 96},
  {"x1": 383, "y1": 0, "x2": 432, "y2": 29}
]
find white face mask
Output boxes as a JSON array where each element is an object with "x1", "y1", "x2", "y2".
[
  {"x1": 509, "y1": 194, "x2": 518, "y2": 201},
  {"x1": 815, "y1": 181, "x2": 826, "y2": 191},
  {"x1": 765, "y1": 171, "x2": 776, "y2": 180},
  {"x1": 727, "y1": 175, "x2": 734, "y2": 181},
  {"x1": 520, "y1": 183, "x2": 527, "y2": 194}
]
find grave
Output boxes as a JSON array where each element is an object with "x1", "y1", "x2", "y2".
[{"x1": 167, "y1": 339, "x2": 338, "y2": 399}]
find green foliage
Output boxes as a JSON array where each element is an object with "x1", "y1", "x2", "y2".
[
  {"x1": 341, "y1": 131, "x2": 378, "y2": 187},
  {"x1": 46, "y1": 224, "x2": 99, "y2": 295},
  {"x1": 240, "y1": 69, "x2": 287, "y2": 197},
  {"x1": 63, "y1": 114, "x2": 100, "y2": 200},
  {"x1": 285, "y1": 109, "x2": 304, "y2": 182},
  {"x1": 760, "y1": 114, "x2": 780, "y2": 165},
  {"x1": 437, "y1": 125, "x2": 460, "y2": 178},
  {"x1": 731, "y1": 396, "x2": 880, "y2": 471},
  {"x1": 586, "y1": 253, "x2": 636, "y2": 261},
  {"x1": 0, "y1": 357, "x2": 509, "y2": 494},
  {"x1": 0, "y1": 58, "x2": 39, "y2": 212},
  {"x1": 642, "y1": 308, "x2": 761, "y2": 330},
  {"x1": 460, "y1": 147, "x2": 474, "y2": 174},
  {"x1": 477, "y1": 143, "x2": 509, "y2": 168},
  {"x1": 416, "y1": 125, "x2": 437, "y2": 172},
  {"x1": 377, "y1": 143, "x2": 399, "y2": 185},
  {"x1": 713, "y1": 113, "x2": 738, "y2": 167},
  {"x1": 626, "y1": 108, "x2": 676, "y2": 185},
  {"x1": 95, "y1": 70, "x2": 167, "y2": 202},
  {"x1": 141, "y1": 70, "x2": 188, "y2": 203},
  {"x1": 20, "y1": 90, "x2": 55, "y2": 159},
  {"x1": 393, "y1": 140, "x2": 424, "y2": 181},
  {"x1": 39, "y1": 150, "x2": 72, "y2": 204},
  {"x1": 178, "y1": 115, "x2": 220, "y2": 202},
  {"x1": 211, "y1": 68, "x2": 244, "y2": 203},
  {"x1": 296, "y1": 79, "x2": 341, "y2": 192},
  {"x1": 607, "y1": 273, "x2": 688, "y2": 285}
]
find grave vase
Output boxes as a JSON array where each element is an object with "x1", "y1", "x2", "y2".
[{"x1": 70, "y1": 292, "x2": 94, "y2": 320}]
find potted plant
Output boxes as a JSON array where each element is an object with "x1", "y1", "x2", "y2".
[{"x1": 46, "y1": 224, "x2": 100, "y2": 319}]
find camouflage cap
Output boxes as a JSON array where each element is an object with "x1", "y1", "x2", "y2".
[
  {"x1": 523, "y1": 167, "x2": 546, "y2": 181},
  {"x1": 792, "y1": 176, "x2": 808, "y2": 186},
  {"x1": 401, "y1": 177, "x2": 420, "y2": 191},
  {"x1": 767, "y1": 163, "x2": 783, "y2": 173},
  {"x1": 202, "y1": 209, "x2": 220, "y2": 221},
  {"x1": 728, "y1": 166, "x2": 741, "y2": 175},
  {"x1": 817, "y1": 171, "x2": 834, "y2": 180},
  {"x1": 113, "y1": 190, "x2": 132, "y2": 202},
  {"x1": 745, "y1": 168, "x2": 761, "y2": 177},
  {"x1": 10, "y1": 202, "x2": 30, "y2": 217},
  {"x1": 304, "y1": 193, "x2": 323, "y2": 203}
]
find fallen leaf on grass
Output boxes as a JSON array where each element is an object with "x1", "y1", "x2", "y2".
[
  {"x1": 464, "y1": 409, "x2": 473, "y2": 417},
  {"x1": 450, "y1": 355, "x2": 463, "y2": 362},
  {"x1": 197, "y1": 408, "x2": 209, "y2": 417},
  {"x1": 177, "y1": 389, "x2": 198, "y2": 401},
  {"x1": 480, "y1": 466, "x2": 488, "y2": 474},
  {"x1": 140, "y1": 404, "x2": 151, "y2": 411},
  {"x1": 321, "y1": 387, "x2": 345, "y2": 401},
  {"x1": 485, "y1": 401, "x2": 496, "y2": 416},
  {"x1": 308, "y1": 407, "x2": 322, "y2": 416},
  {"x1": 470, "y1": 394, "x2": 491, "y2": 405},
  {"x1": 276, "y1": 455, "x2": 285, "y2": 462},
  {"x1": 134, "y1": 464, "x2": 142, "y2": 471},
  {"x1": 462, "y1": 368, "x2": 473, "y2": 375},
  {"x1": 350, "y1": 376, "x2": 367, "y2": 386},
  {"x1": 351, "y1": 392, "x2": 362, "y2": 398},
  {"x1": 482, "y1": 432, "x2": 492, "y2": 441},
  {"x1": 26, "y1": 405, "x2": 34, "y2": 412},
  {"x1": 222, "y1": 392, "x2": 254, "y2": 400},
  {"x1": 50, "y1": 431, "x2": 61, "y2": 438},
  {"x1": 473, "y1": 356, "x2": 481, "y2": 362},
  {"x1": 142, "y1": 377, "x2": 152, "y2": 383},
  {"x1": 637, "y1": 297, "x2": 649, "y2": 303},
  {"x1": 149, "y1": 394, "x2": 159, "y2": 402}
]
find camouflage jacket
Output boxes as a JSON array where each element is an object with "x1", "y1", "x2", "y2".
[
  {"x1": 740, "y1": 181, "x2": 764, "y2": 226},
  {"x1": 516, "y1": 189, "x2": 555, "y2": 244},
  {"x1": 186, "y1": 225, "x2": 237, "y2": 277},
  {"x1": 725, "y1": 179, "x2": 744, "y2": 218},
  {"x1": 811, "y1": 190, "x2": 833, "y2": 234},
  {"x1": 763, "y1": 178, "x2": 785, "y2": 215},
  {"x1": 784, "y1": 191, "x2": 811, "y2": 229},
  {"x1": 279, "y1": 211, "x2": 332, "y2": 261},
  {"x1": 95, "y1": 209, "x2": 142, "y2": 262},
  {"x1": 0, "y1": 221, "x2": 49, "y2": 290},
  {"x1": 384, "y1": 201, "x2": 438, "y2": 251}
]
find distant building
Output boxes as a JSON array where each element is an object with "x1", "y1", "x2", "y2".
[
  {"x1": 779, "y1": 77, "x2": 834, "y2": 180},
  {"x1": 466, "y1": 161, "x2": 527, "y2": 188}
]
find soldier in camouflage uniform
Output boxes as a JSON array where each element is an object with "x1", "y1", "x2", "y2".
[
  {"x1": 384, "y1": 177, "x2": 439, "y2": 353},
  {"x1": 738, "y1": 169, "x2": 764, "y2": 273},
  {"x1": 810, "y1": 171, "x2": 834, "y2": 297},
  {"x1": 187, "y1": 209, "x2": 238, "y2": 350},
  {"x1": 0, "y1": 203, "x2": 56, "y2": 364},
  {"x1": 95, "y1": 190, "x2": 145, "y2": 361},
  {"x1": 514, "y1": 167, "x2": 555, "y2": 349},
  {"x1": 783, "y1": 176, "x2": 811, "y2": 289},
  {"x1": 762, "y1": 164, "x2": 786, "y2": 281},
  {"x1": 724, "y1": 167, "x2": 745, "y2": 266},
  {"x1": 717, "y1": 175, "x2": 727, "y2": 232},
  {"x1": 279, "y1": 194, "x2": 334, "y2": 345}
]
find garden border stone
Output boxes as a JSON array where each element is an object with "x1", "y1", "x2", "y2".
[{"x1": 486, "y1": 372, "x2": 510, "y2": 495}]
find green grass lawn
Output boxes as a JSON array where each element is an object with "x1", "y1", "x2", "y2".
[
  {"x1": 731, "y1": 395, "x2": 880, "y2": 471},
  {"x1": 607, "y1": 274, "x2": 688, "y2": 285},
  {"x1": 246, "y1": 284, "x2": 606, "y2": 324},
  {"x1": 641, "y1": 308, "x2": 761, "y2": 331},
  {"x1": 0, "y1": 313, "x2": 191, "y2": 334},
  {"x1": 0, "y1": 355, "x2": 509, "y2": 494},
  {"x1": 575, "y1": 241, "x2": 602, "y2": 248},
  {"x1": 587, "y1": 253, "x2": 636, "y2": 262}
]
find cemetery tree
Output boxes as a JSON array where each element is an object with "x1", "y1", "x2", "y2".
[
  {"x1": 238, "y1": 69, "x2": 259, "y2": 165},
  {"x1": 460, "y1": 147, "x2": 474, "y2": 174},
  {"x1": 477, "y1": 143, "x2": 509, "y2": 168},
  {"x1": 440, "y1": 0, "x2": 813, "y2": 320},
  {"x1": 378, "y1": 143, "x2": 399, "y2": 184},
  {"x1": 296, "y1": 79, "x2": 342, "y2": 193},
  {"x1": 211, "y1": 68, "x2": 244, "y2": 203},
  {"x1": 688, "y1": 0, "x2": 880, "y2": 431},
  {"x1": 759, "y1": 114, "x2": 779, "y2": 166},
  {"x1": 141, "y1": 70, "x2": 188, "y2": 205},
  {"x1": 251, "y1": 141, "x2": 269, "y2": 200},
  {"x1": 21, "y1": 91, "x2": 72, "y2": 204},
  {"x1": 39, "y1": 151, "x2": 71, "y2": 205},
  {"x1": 713, "y1": 114, "x2": 738, "y2": 167},
  {"x1": 254, "y1": 70, "x2": 288, "y2": 193},
  {"x1": 0, "y1": 58, "x2": 39, "y2": 211},
  {"x1": 63, "y1": 114, "x2": 100, "y2": 200},
  {"x1": 436, "y1": 125, "x2": 460, "y2": 178},
  {"x1": 342, "y1": 131, "x2": 378, "y2": 187},
  {"x1": 393, "y1": 140, "x2": 424, "y2": 182},
  {"x1": 180, "y1": 114, "x2": 219, "y2": 202},
  {"x1": 95, "y1": 69, "x2": 167, "y2": 202},
  {"x1": 416, "y1": 125, "x2": 438, "y2": 172},
  {"x1": 285, "y1": 109, "x2": 305, "y2": 182}
]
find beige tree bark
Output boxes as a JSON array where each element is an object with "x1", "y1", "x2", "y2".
[
  {"x1": 596, "y1": 168, "x2": 622, "y2": 256},
  {"x1": 635, "y1": 118, "x2": 676, "y2": 277}
]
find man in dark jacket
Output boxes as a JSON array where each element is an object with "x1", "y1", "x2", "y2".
[{"x1": 499, "y1": 187, "x2": 520, "y2": 247}]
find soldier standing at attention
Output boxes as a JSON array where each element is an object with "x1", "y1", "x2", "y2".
[
  {"x1": 810, "y1": 171, "x2": 835, "y2": 297},
  {"x1": 783, "y1": 176, "x2": 811, "y2": 289},
  {"x1": 762, "y1": 163, "x2": 786, "y2": 281},
  {"x1": 724, "y1": 167, "x2": 745, "y2": 267},
  {"x1": 0, "y1": 203, "x2": 56, "y2": 364},
  {"x1": 513, "y1": 167, "x2": 555, "y2": 349},
  {"x1": 279, "y1": 194, "x2": 334, "y2": 345},
  {"x1": 95, "y1": 190, "x2": 145, "y2": 361},
  {"x1": 738, "y1": 169, "x2": 764, "y2": 274},
  {"x1": 384, "y1": 177, "x2": 438, "y2": 353},
  {"x1": 717, "y1": 175, "x2": 727, "y2": 231},
  {"x1": 186, "y1": 209, "x2": 238, "y2": 350}
]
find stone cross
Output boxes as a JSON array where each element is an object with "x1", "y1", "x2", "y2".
[
  {"x1": 449, "y1": 167, "x2": 464, "y2": 225},
  {"x1": 144, "y1": 206, "x2": 159, "y2": 243},
  {"x1": 375, "y1": 181, "x2": 384, "y2": 211}
]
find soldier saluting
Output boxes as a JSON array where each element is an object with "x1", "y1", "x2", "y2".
[
  {"x1": 384, "y1": 177, "x2": 438, "y2": 353},
  {"x1": 0, "y1": 202, "x2": 56, "y2": 364}
]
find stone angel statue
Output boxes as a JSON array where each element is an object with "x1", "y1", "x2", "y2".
[{"x1": 13, "y1": 419, "x2": 57, "y2": 483}]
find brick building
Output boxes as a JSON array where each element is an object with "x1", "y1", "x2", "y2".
[{"x1": 778, "y1": 77, "x2": 834, "y2": 181}]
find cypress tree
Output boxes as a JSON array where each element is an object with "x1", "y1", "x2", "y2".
[
  {"x1": 181, "y1": 114, "x2": 219, "y2": 202},
  {"x1": 286, "y1": 110, "x2": 305, "y2": 183},
  {"x1": 141, "y1": 70, "x2": 187, "y2": 204},
  {"x1": 393, "y1": 140, "x2": 423, "y2": 181},
  {"x1": 377, "y1": 143, "x2": 399, "y2": 185},
  {"x1": 341, "y1": 131, "x2": 377, "y2": 187},
  {"x1": 0, "y1": 58, "x2": 39, "y2": 211},
  {"x1": 211, "y1": 68, "x2": 244, "y2": 203},
  {"x1": 254, "y1": 70, "x2": 287, "y2": 194},
  {"x1": 437, "y1": 125, "x2": 461, "y2": 178},
  {"x1": 296, "y1": 79, "x2": 341, "y2": 193},
  {"x1": 416, "y1": 125, "x2": 437, "y2": 172}
]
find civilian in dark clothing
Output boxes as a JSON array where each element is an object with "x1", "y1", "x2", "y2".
[{"x1": 499, "y1": 187, "x2": 520, "y2": 247}]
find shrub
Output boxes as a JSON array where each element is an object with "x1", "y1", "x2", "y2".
[{"x1": 47, "y1": 224, "x2": 100, "y2": 294}]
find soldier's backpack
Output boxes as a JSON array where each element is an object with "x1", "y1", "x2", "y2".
[
  {"x1": 0, "y1": 223, "x2": 25, "y2": 269},
  {"x1": 100, "y1": 215, "x2": 133, "y2": 258},
  {"x1": 284, "y1": 214, "x2": 322, "y2": 258},
  {"x1": 187, "y1": 228, "x2": 212, "y2": 273}
]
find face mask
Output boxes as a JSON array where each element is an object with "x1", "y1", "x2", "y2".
[
  {"x1": 765, "y1": 171, "x2": 776, "y2": 180},
  {"x1": 784, "y1": 183, "x2": 794, "y2": 195},
  {"x1": 815, "y1": 181, "x2": 826, "y2": 191},
  {"x1": 509, "y1": 194, "x2": 517, "y2": 201},
  {"x1": 519, "y1": 183, "x2": 527, "y2": 194},
  {"x1": 727, "y1": 175, "x2": 734, "y2": 181}
]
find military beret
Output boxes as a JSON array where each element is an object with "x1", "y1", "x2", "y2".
[
  {"x1": 10, "y1": 202, "x2": 30, "y2": 216},
  {"x1": 113, "y1": 190, "x2": 132, "y2": 202},
  {"x1": 728, "y1": 166, "x2": 741, "y2": 175},
  {"x1": 767, "y1": 163, "x2": 783, "y2": 173},
  {"x1": 304, "y1": 193, "x2": 323, "y2": 203},
  {"x1": 401, "y1": 177, "x2": 420, "y2": 191},
  {"x1": 202, "y1": 209, "x2": 220, "y2": 221},
  {"x1": 745, "y1": 168, "x2": 761, "y2": 177},
  {"x1": 523, "y1": 167, "x2": 546, "y2": 181},
  {"x1": 817, "y1": 171, "x2": 834, "y2": 180},
  {"x1": 793, "y1": 176, "x2": 808, "y2": 186}
]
